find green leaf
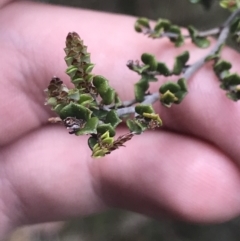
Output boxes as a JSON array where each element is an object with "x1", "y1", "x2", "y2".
[
  {"x1": 105, "y1": 110, "x2": 122, "y2": 128},
  {"x1": 169, "y1": 25, "x2": 184, "y2": 47},
  {"x1": 101, "y1": 88, "x2": 115, "y2": 105},
  {"x1": 59, "y1": 102, "x2": 92, "y2": 120},
  {"x1": 157, "y1": 62, "x2": 171, "y2": 76},
  {"x1": 173, "y1": 51, "x2": 189, "y2": 75},
  {"x1": 81, "y1": 54, "x2": 91, "y2": 63},
  {"x1": 114, "y1": 94, "x2": 122, "y2": 107},
  {"x1": 126, "y1": 120, "x2": 144, "y2": 134},
  {"x1": 68, "y1": 89, "x2": 80, "y2": 101},
  {"x1": 86, "y1": 74, "x2": 94, "y2": 82},
  {"x1": 66, "y1": 65, "x2": 78, "y2": 78},
  {"x1": 174, "y1": 91, "x2": 188, "y2": 104},
  {"x1": 159, "y1": 82, "x2": 181, "y2": 94},
  {"x1": 47, "y1": 97, "x2": 57, "y2": 106},
  {"x1": 160, "y1": 90, "x2": 178, "y2": 108},
  {"x1": 78, "y1": 93, "x2": 94, "y2": 106},
  {"x1": 53, "y1": 104, "x2": 66, "y2": 115},
  {"x1": 72, "y1": 77, "x2": 84, "y2": 85},
  {"x1": 102, "y1": 137, "x2": 114, "y2": 146},
  {"x1": 141, "y1": 53, "x2": 158, "y2": 71},
  {"x1": 177, "y1": 78, "x2": 188, "y2": 92},
  {"x1": 92, "y1": 75, "x2": 109, "y2": 94},
  {"x1": 135, "y1": 65, "x2": 150, "y2": 74},
  {"x1": 214, "y1": 60, "x2": 232, "y2": 74},
  {"x1": 223, "y1": 73, "x2": 240, "y2": 87},
  {"x1": 143, "y1": 113, "x2": 163, "y2": 126},
  {"x1": 75, "y1": 117, "x2": 98, "y2": 135},
  {"x1": 194, "y1": 37, "x2": 211, "y2": 48},
  {"x1": 92, "y1": 149, "x2": 108, "y2": 158},
  {"x1": 134, "y1": 79, "x2": 149, "y2": 102},
  {"x1": 154, "y1": 19, "x2": 171, "y2": 32},
  {"x1": 135, "y1": 104, "x2": 154, "y2": 115},
  {"x1": 141, "y1": 74, "x2": 158, "y2": 82},
  {"x1": 65, "y1": 56, "x2": 74, "y2": 66},
  {"x1": 135, "y1": 18, "x2": 150, "y2": 32},
  {"x1": 97, "y1": 124, "x2": 115, "y2": 137},
  {"x1": 84, "y1": 63, "x2": 95, "y2": 73},
  {"x1": 92, "y1": 109, "x2": 109, "y2": 120},
  {"x1": 188, "y1": 26, "x2": 211, "y2": 48},
  {"x1": 101, "y1": 131, "x2": 111, "y2": 140},
  {"x1": 88, "y1": 136, "x2": 98, "y2": 150},
  {"x1": 226, "y1": 89, "x2": 240, "y2": 101}
]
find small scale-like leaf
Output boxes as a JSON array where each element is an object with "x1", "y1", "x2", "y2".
[
  {"x1": 159, "y1": 82, "x2": 181, "y2": 94},
  {"x1": 101, "y1": 88, "x2": 115, "y2": 105},
  {"x1": 86, "y1": 74, "x2": 94, "y2": 82},
  {"x1": 81, "y1": 54, "x2": 91, "y2": 63},
  {"x1": 97, "y1": 124, "x2": 115, "y2": 137},
  {"x1": 160, "y1": 90, "x2": 178, "y2": 108},
  {"x1": 177, "y1": 78, "x2": 188, "y2": 91},
  {"x1": 68, "y1": 89, "x2": 80, "y2": 101},
  {"x1": 223, "y1": 73, "x2": 240, "y2": 86},
  {"x1": 105, "y1": 110, "x2": 122, "y2": 128},
  {"x1": 188, "y1": 26, "x2": 211, "y2": 48},
  {"x1": 54, "y1": 104, "x2": 66, "y2": 115},
  {"x1": 154, "y1": 19, "x2": 171, "y2": 32},
  {"x1": 47, "y1": 97, "x2": 57, "y2": 106},
  {"x1": 100, "y1": 131, "x2": 110, "y2": 140},
  {"x1": 141, "y1": 74, "x2": 158, "y2": 82},
  {"x1": 66, "y1": 65, "x2": 78, "y2": 78},
  {"x1": 88, "y1": 136, "x2": 98, "y2": 150},
  {"x1": 84, "y1": 63, "x2": 95, "y2": 73},
  {"x1": 214, "y1": 60, "x2": 232, "y2": 74},
  {"x1": 134, "y1": 79, "x2": 149, "y2": 102},
  {"x1": 72, "y1": 77, "x2": 84, "y2": 85},
  {"x1": 169, "y1": 25, "x2": 184, "y2": 47},
  {"x1": 226, "y1": 89, "x2": 240, "y2": 101},
  {"x1": 157, "y1": 62, "x2": 171, "y2": 76},
  {"x1": 173, "y1": 51, "x2": 190, "y2": 75},
  {"x1": 141, "y1": 53, "x2": 158, "y2": 71},
  {"x1": 79, "y1": 94, "x2": 94, "y2": 106},
  {"x1": 194, "y1": 37, "x2": 211, "y2": 48},
  {"x1": 75, "y1": 117, "x2": 98, "y2": 135},
  {"x1": 135, "y1": 104, "x2": 154, "y2": 115},
  {"x1": 92, "y1": 75, "x2": 109, "y2": 94},
  {"x1": 143, "y1": 113, "x2": 163, "y2": 126},
  {"x1": 174, "y1": 91, "x2": 188, "y2": 104},
  {"x1": 65, "y1": 56, "x2": 74, "y2": 66},
  {"x1": 126, "y1": 120, "x2": 144, "y2": 134},
  {"x1": 92, "y1": 109, "x2": 109, "y2": 120},
  {"x1": 59, "y1": 102, "x2": 92, "y2": 120},
  {"x1": 135, "y1": 18, "x2": 150, "y2": 32},
  {"x1": 102, "y1": 137, "x2": 114, "y2": 146},
  {"x1": 92, "y1": 148, "x2": 108, "y2": 158},
  {"x1": 114, "y1": 94, "x2": 122, "y2": 107}
]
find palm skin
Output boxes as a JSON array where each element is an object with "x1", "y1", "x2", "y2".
[{"x1": 1, "y1": 0, "x2": 240, "y2": 238}]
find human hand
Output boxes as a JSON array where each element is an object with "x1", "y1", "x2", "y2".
[{"x1": 1, "y1": 0, "x2": 240, "y2": 238}]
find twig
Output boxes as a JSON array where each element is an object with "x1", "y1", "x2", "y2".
[
  {"x1": 117, "y1": 8, "x2": 240, "y2": 117},
  {"x1": 146, "y1": 27, "x2": 220, "y2": 40}
]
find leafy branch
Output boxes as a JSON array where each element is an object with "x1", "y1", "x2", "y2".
[{"x1": 45, "y1": 2, "x2": 240, "y2": 158}]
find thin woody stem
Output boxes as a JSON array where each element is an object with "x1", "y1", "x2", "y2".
[{"x1": 146, "y1": 27, "x2": 220, "y2": 40}]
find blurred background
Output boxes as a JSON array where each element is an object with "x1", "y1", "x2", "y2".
[{"x1": 6, "y1": 1, "x2": 240, "y2": 241}]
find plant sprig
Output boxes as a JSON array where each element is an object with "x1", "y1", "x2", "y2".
[{"x1": 45, "y1": 2, "x2": 240, "y2": 158}]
